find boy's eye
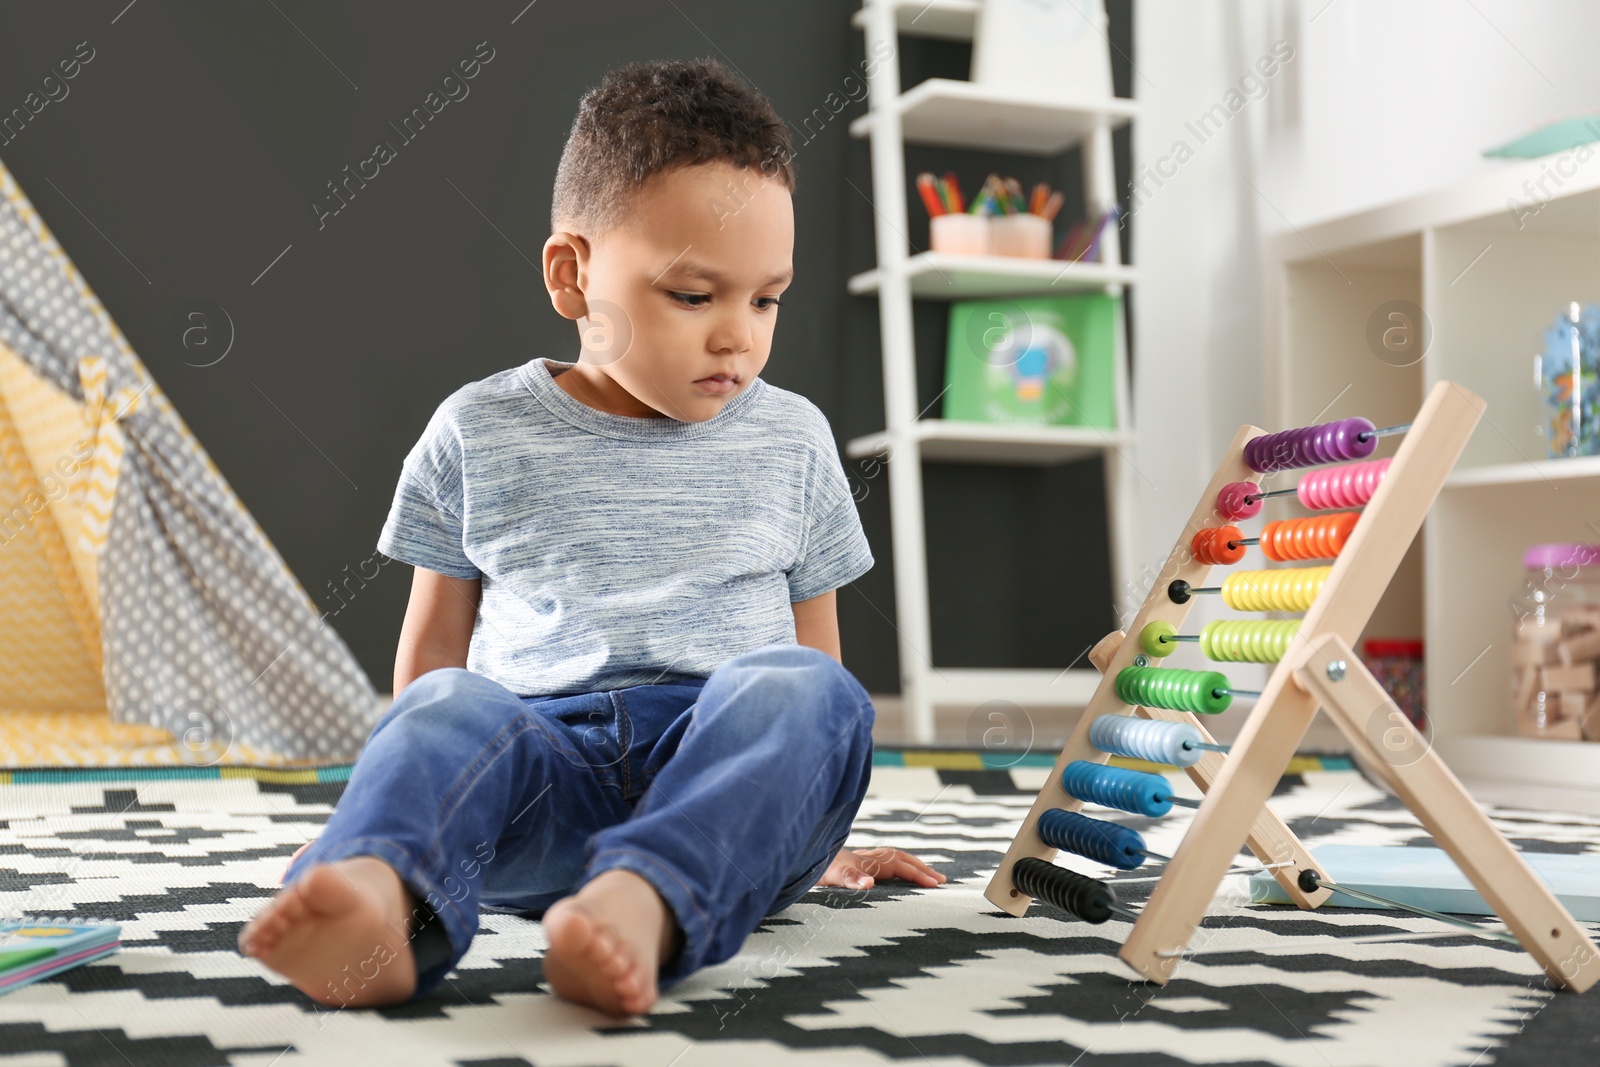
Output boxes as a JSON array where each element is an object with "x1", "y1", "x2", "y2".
[{"x1": 667, "y1": 292, "x2": 785, "y2": 311}]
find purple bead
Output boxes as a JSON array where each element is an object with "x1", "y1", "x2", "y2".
[
  {"x1": 1243, "y1": 417, "x2": 1377, "y2": 473},
  {"x1": 1341, "y1": 417, "x2": 1377, "y2": 460}
]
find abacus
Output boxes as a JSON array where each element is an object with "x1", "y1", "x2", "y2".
[{"x1": 984, "y1": 380, "x2": 1600, "y2": 993}]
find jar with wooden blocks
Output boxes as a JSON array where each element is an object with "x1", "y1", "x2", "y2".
[{"x1": 1512, "y1": 543, "x2": 1600, "y2": 740}]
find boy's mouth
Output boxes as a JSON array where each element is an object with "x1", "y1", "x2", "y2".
[{"x1": 694, "y1": 372, "x2": 740, "y2": 395}]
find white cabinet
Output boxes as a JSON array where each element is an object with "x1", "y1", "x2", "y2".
[{"x1": 1263, "y1": 157, "x2": 1600, "y2": 794}]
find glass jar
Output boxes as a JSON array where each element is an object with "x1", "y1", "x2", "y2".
[
  {"x1": 1362, "y1": 639, "x2": 1425, "y2": 731},
  {"x1": 1511, "y1": 543, "x2": 1600, "y2": 740},
  {"x1": 1537, "y1": 302, "x2": 1600, "y2": 458}
]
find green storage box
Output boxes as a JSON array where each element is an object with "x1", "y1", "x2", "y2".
[{"x1": 942, "y1": 293, "x2": 1119, "y2": 428}]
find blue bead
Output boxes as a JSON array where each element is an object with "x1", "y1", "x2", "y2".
[{"x1": 1037, "y1": 808, "x2": 1145, "y2": 870}]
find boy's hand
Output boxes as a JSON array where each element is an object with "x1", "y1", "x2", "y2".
[{"x1": 819, "y1": 847, "x2": 947, "y2": 890}]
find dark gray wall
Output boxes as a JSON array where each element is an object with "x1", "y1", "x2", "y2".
[{"x1": 0, "y1": 1, "x2": 1132, "y2": 698}]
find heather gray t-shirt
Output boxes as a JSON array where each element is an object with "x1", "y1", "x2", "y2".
[{"x1": 377, "y1": 357, "x2": 874, "y2": 697}]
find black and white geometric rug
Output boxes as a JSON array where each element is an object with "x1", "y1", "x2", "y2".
[{"x1": 1, "y1": 753, "x2": 1598, "y2": 1066}]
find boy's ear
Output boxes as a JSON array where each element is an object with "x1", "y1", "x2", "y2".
[{"x1": 542, "y1": 230, "x2": 590, "y2": 322}]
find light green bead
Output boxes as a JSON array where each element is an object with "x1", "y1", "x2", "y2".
[{"x1": 1139, "y1": 620, "x2": 1177, "y2": 658}]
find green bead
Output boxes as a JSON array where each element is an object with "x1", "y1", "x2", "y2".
[
  {"x1": 1139, "y1": 620, "x2": 1177, "y2": 658},
  {"x1": 1196, "y1": 670, "x2": 1232, "y2": 713}
]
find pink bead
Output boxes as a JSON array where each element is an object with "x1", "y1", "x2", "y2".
[
  {"x1": 1296, "y1": 458, "x2": 1392, "y2": 510},
  {"x1": 1217, "y1": 481, "x2": 1262, "y2": 521}
]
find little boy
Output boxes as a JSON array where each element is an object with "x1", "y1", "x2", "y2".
[{"x1": 238, "y1": 57, "x2": 944, "y2": 1017}]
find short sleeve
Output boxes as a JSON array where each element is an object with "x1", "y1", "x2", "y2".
[
  {"x1": 376, "y1": 402, "x2": 482, "y2": 579},
  {"x1": 787, "y1": 423, "x2": 874, "y2": 602}
]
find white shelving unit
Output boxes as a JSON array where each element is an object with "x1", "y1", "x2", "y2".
[
  {"x1": 1263, "y1": 155, "x2": 1600, "y2": 798},
  {"x1": 851, "y1": 0, "x2": 1137, "y2": 743}
]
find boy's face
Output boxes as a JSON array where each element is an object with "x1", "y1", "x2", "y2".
[{"x1": 544, "y1": 160, "x2": 795, "y2": 422}]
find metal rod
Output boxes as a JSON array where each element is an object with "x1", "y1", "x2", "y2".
[
  {"x1": 1357, "y1": 422, "x2": 1412, "y2": 442},
  {"x1": 1301, "y1": 871, "x2": 1520, "y2": 945}
]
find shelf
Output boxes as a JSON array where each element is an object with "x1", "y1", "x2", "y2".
[
  {"x1": 850, "y1": 0, "x2": 979, "y2": 41},
  {"x1": 849, "y1": 78, "x2": 1137, "y2": 155},
  {"x1": 1267, "y1": 162, "x2": 1600, "y2": 268},
  {"x1": 846, "y1": 419, "x2": 1130, "y2": 466},
  {"x1": 848, "y1": 2, "x2": 1135, "y2": 742},
  {"x1": 922, "y1": 667, "x2": 1102, "y2": 708},
  {"x1": 1443, "y1": 453, "x2": 1600, "y2": 489},
  {"x1": 1435, "y1": 734, "x2": 1600, "y2": 794},
  {"x1": 850, "y1": 253, "x2": 1135, "y2": 300}
]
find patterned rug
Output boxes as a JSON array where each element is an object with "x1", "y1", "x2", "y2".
[{"x1": 1, "y1": 751, "x2": 1598, "y2": 1066}]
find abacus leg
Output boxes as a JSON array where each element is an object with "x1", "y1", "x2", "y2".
[
  {"x1": 1117, "y1": 660, "x2": 1321, "y2": 983},
  {"x1": 1296, "y1": 632, "x2": 1600, "y2": 993}
]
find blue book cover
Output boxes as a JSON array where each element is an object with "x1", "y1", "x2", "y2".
[
  {"x1": 0, "y1": 916, "x2": 121, "y2": 995},
  {"x1": 1248, "y1": 844, "x2": 1600, "y2": 921}
]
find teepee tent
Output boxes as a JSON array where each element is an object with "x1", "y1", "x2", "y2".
[{"x1": 0, "y1": 157, "x2": 381, "y2": 767}]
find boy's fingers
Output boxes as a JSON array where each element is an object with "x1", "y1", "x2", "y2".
[
  {"x1": 892, "y1": 859, "x2": 939, "y2": 883},
  {"x1": 883, "y1": 854, "x2": 946, "y2": 884}
]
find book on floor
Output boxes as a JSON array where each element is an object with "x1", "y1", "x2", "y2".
[{"x1": 0, "y1": 916, "x2": 121, "y2": 995}]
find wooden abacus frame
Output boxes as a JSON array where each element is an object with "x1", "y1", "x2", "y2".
[{"x1": 983, "y1": 379, "x2": 1600, "y2": 993}]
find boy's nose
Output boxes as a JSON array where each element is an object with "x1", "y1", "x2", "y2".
[{"x1": 706, "y1": 316, "x2": 753, "y2": 356}]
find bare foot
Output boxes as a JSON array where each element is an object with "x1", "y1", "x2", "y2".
[
  {"x1": 239, "y1": 856, "x2": 424, "y2": 1007},
  {"x1": 541, "y1": 869, "x2": 680, "y2": 1017}
]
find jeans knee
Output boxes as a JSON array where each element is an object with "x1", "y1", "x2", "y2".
[
  {"x1": 405, "y1": 666, "x2": 482, "y2": 697},
  {"x1": 713, "y1": 643, "x2": 874, "y2": 734},
  {"x1": 381, "y1": 667, "x2": 513, "y2": 739}
]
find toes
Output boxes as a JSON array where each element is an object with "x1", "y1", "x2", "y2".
[
  {"x1": 239, "y1": 905, "x2": 280, "y2": 955},
  {"x1": 282, "y1": 885, "x2": 310, "y2": 919}
]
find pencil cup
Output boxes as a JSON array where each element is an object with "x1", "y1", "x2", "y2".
[
  {"x1": 930, "y1": 214, "x2": 992, "y2": 256},
  {"x1": 990, "y1": 213, "x2": 1052, "y2": 259}
]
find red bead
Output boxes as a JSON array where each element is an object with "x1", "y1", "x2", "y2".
[{"x1": 1217, "y1": 481, "x2": 1262, "y2": 521}]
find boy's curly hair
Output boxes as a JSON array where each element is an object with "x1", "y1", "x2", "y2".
[{"x1": 551, "y1": 57, "x2": 796, "y2": 238}]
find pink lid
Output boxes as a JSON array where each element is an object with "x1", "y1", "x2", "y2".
[{"x1": 1524, "y1": 543, "x2": 1600, "y2": 570}]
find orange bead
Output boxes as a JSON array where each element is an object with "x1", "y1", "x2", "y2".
[{"x1": 1191, "y1": 525, "x2": 1245, "y2": 566}]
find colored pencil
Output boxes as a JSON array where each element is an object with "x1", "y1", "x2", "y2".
[
  {"x1": 1004, "y1": 177, "x2": 1025, "y2": 215},
  {"x1": 943, "y1": 171, "x2": 965, "y2": 213}
]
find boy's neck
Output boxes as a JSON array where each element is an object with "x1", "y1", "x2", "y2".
[{"x1": 551, "y1": 359, "x2": 669, "y2": 419}]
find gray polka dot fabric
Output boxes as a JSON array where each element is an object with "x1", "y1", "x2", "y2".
[{"x1": 0, "y1": 159, "x2": 381, "y2": 763}]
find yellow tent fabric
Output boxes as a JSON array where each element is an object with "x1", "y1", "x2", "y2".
[{"x1": 0, "y1": 339, "x2": 104, "y2": 713}]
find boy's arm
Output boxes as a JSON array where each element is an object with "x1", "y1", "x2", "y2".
[
  {"x1": 793, "y1": 588, "x2": 946, "y2": 891},
  {"x1": 792, "y1": 590, "x2": 841, "y2": 663},
  {"x1": 393, "y1": 566, "x2": 482, "y2": 694}
]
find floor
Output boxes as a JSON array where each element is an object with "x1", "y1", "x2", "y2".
[{"x1": 4, "y1": 757, "x2": 1597, "y2": 1066}]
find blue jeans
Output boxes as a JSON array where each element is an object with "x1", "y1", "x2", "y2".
[{"x1": 280, "y1": 642, "x2": 875, "y2": 1000}]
